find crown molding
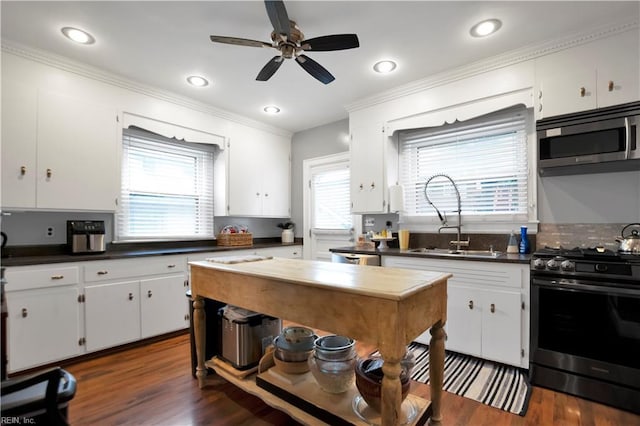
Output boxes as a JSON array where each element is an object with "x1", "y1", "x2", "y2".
[
  {"x1": 0, "y1": 40, "x2": 293, "y2": 138},
  {"x1": 345, "y1": 19, "x2": 639, "y2": 113}
]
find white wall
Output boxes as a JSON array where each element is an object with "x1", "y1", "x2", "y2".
[{"x1": 538, "y1": 171, "x2": 640, "y2": 223}]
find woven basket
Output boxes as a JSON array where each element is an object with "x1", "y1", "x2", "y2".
[{"x1": 217, "y1": 233, "x2": 253, "y2": 247}]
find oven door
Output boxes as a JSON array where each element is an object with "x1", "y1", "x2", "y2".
[{"x1": 530, "y1": 276, "x2": 640, "y2": 389}]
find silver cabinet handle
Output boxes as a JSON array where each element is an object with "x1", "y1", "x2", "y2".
[{"x1": 50, "y1": 275, "x2": 64, "y2": 280}]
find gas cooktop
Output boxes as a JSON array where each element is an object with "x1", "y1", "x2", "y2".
[{"x1": 531, "y1": 246, "x2": 640, "y2": 281}]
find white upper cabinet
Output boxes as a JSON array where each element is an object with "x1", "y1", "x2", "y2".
[
  {"x1": 36, "y1": 90, "x2": 119, "y2": 211},
  {"x1": 226, "y1": 123, "x2": 291, "y2": 217},
  {"x1": 2, "y1": 81, "x2": 38, "y2": 208},
  {"x1": 535, "y1": 30, "x2": 639, "y2": 118},
  {"x1": 1, "y1": 83, "x2": 119, "y2": 211},
  {"x1": 349, "y1": 122, "x2": 387, "y2": 214}
]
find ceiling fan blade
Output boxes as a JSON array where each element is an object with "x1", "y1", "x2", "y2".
[
  {"x1": 295, "y1": 54, "x2": 335, "y2": 84},
  {"x1": 264, "y1": 0, "x2": 291, "y2": 39},
  {"x1": 210, "y1": 35, "x2": 272, "y2": 48},
  {"x1": 256, "y1": 56, "x2": 285, "y2": 81},
  {"x1": 300, "y1": 34, "x2": 360, "y2": 51}
]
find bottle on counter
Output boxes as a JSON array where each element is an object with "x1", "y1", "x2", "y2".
[
  {"x1": 507, "y1": 231, "x2": 519, "y2": 253},
  {"x1": 519, "y1": 226, "x2": 530, "y2": 254}
]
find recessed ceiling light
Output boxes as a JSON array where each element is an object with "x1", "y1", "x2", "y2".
[
  {"x1": 61, "y1": 27, "x2": 95, "y2": 44},
  {"x1": 263, "y1": 105, "x2": 281, "y2": 114},
  {"x1": 186, "y1": 76, "x2": 209, "y2": 87},
  {"x1": 373, "y1": 60, "x2": 397, "y2": 74},
  {"x1": 470, "y1": 19, "x2": 502, "y2": 38}
]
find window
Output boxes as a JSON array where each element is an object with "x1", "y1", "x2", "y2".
[
  {"x1": 117, "y1": 128, "x2": 215, "y2": 241},
  {"x1": 399, "y1": 106, "x2": 529, "y2": 223},
  {"x1": 312, "y1": 166, "x2": 352, "y2": 230}
]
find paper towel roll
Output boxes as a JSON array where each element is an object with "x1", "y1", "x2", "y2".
[{"x1": 389, "y1": 185, "x2": 405, "y2": 212}]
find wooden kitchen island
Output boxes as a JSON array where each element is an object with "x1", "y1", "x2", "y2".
[{"x1": 189, "y1": 258, "x2": 450, "y2": 426}]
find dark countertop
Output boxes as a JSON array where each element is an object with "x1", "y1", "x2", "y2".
[
  {"x1": 330, "y1": 246, "x2": 531, "y2": 264},
  {"x1": 1, "y1": 239, "x2": 303, "y2": 267}
]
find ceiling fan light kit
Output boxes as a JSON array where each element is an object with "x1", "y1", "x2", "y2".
[{"x1": 209, "y1": 0, "x2": 359, "y2": 84}]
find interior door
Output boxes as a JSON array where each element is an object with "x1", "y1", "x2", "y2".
[{"x1": 303, "y1": 153, "x2": 359, "y2": 261}]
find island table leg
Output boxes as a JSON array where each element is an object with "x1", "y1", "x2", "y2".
[
  {"x1": 429, "y1": 320, "x2": 446, "y2": 426},
  {"x1": 380, "y1": 357, "x2": 403, "y2": 426},
  {"x1": 193, "y1": 295, "x2": 207, "y2": 389}
]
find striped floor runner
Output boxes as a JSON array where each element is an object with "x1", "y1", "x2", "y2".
[{"x1": 408, "y1": 342, "x2": 532, "y2": 416}]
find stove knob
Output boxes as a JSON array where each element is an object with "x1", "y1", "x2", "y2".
[
  {"x1": 561, "y1": 260, "x2": 575, "y2": 271},
  {"x1": 547, "y1": 258, "x2": 559, "y2": 270},
  {"x1": 533, "y1": 258, "x2": 546, "y2": 270}
]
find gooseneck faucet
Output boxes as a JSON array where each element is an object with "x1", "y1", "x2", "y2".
[{"x1": 424, "y1": 173, "x2": 464, "y2": 253}]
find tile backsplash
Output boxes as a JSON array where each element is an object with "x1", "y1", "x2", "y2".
[{"x1": 536, "y1": 223, "x2": 628, "y2": 250}]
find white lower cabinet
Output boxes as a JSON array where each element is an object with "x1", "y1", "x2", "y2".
[
  {"x1": 382, "y1": 256, "x2": 529, "y2": 368},
  {"x1": 445, "y1": 285, "x2": 522, "y2": 365},
  {"x1": 4, "y1": 264, "x2": 83, "y2": 373},
  {"x1": 83, "y1": 255, "x2": 189, "y2": 351},
  {"x1": 4, "y1": 246, "x2": 301, "y2": 373},
  {"x1": 140, "y1": 275, "x2": 190, "y2": 338},
  {"x1": 6, "y1": 286, "x2": 83, "y2": 372},
  {"x1": 84, "y1": 280, "x2": 141, "y2": 352}
]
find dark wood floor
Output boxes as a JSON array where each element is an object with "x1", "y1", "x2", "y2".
[{"x1": 64, "y1": 333, "x2": 640, "y2": 426}]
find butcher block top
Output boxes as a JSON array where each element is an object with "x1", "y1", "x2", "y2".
[{"x1": 189, "y1": 257, "x2": 451, "y2": 301}]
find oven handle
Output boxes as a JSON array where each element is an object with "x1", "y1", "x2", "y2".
[{"x1": 532, "y1": 277, "x2": 640, "y2": 297}]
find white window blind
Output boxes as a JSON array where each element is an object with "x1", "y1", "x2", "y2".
[
  {"x1": 117, "y1": 128, "x2": 215, "y2": 241},
  {"x1": 399, "y1": 107, "x2": 528, "y2": 220},
  {"x1": 312, "y1": 167, "x2": 352, "y2": 230}
]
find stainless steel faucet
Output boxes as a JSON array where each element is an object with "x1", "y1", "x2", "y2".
[{"x1": 424, "y1": 173, "x2": 468, "y2": 253}]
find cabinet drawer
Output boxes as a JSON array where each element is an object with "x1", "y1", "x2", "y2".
[
  {"x1": 4, "y1": 265, "x2": 80, "y2": 291},
  {"x1": 84, "y1": 255, "x2": 186, "y2": 282}
]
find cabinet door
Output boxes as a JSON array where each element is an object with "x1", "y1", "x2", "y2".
[
  {"x1": 481, "y1": 289, "x2": 522, "y2": 366},
  {"x1": 140, "y1": 275, "x2": 188, "y2": 338},
  {"x1": 1, "y1": 80, "x2": 38, "y2": 209},
  {"x1": 7, "y1": 287, "x2": 82, "y2": 372},
  {"x1": 350, "y1": 123, "x2": 386, "y2": 213},
  {"x1": 227, "y1": 125, "x2": 265, "y2": 216},
  {"x1": 36, "y1": 90, "x2": 119, "y2": 211},
  {"x1": 227, "y1": 124, "x2": 291, "y2": 217},
  {"x1": 261, "y1": 133, "x2": 291, "y2": 217},
  {"x1": 539, "y1": 68, "x2": 596, "y2": 118},
  {"x1": 445, "y1": 285, "x2": 482, "y2": 357},
  {"x1": 84, "y1": 281, "x2": 140, "y2": 352}
]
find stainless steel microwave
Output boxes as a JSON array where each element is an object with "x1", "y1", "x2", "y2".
[{"x1": 537, "y1": 101, "x2": 640, "y2": 176}]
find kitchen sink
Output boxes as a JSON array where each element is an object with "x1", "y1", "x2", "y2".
[{"x1": 407, "y1": 248, "x2": 503, "y2": 259}]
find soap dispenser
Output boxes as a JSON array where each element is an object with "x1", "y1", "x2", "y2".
[{"x1": 507, "y1": 231, "x2": 519, "y2": 253}]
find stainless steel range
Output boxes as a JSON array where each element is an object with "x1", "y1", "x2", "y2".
[{"x1": 529, "y1": 247, "x2": 640, "y2": 414}]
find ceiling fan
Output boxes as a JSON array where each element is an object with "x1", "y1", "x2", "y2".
[{"x1": 209, "y1": 0, "x2": 359, "y2": 84}]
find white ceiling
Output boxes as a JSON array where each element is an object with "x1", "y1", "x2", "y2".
[{"x1": 1, "y1": 1, "x2": 637, "y2": 134}]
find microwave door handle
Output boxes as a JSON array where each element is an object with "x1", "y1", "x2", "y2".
[{"x1": 624, "y1": 117, "x2": 631, "y2": 159}]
